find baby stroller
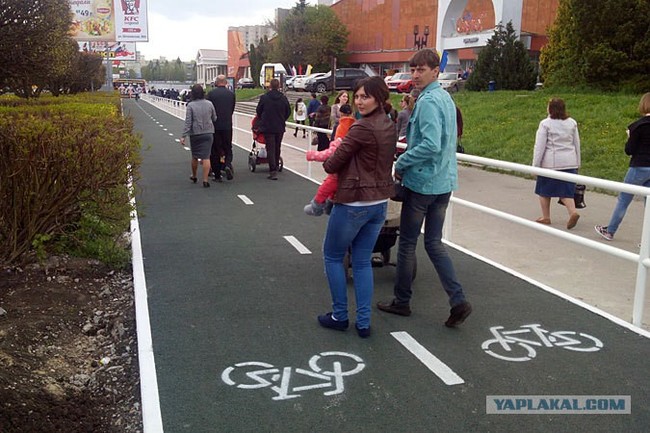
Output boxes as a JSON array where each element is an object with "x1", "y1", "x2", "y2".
[{"x1": 248, "y1": 116, "x2": 284, "y2": 173}]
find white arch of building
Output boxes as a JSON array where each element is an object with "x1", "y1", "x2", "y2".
[{"x1": 436, "y1": 0, "x2": 523, "y2": 69}]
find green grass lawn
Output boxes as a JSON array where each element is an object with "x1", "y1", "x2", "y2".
[
  {"x1": 243, "y1": 87, "x2": 642, "y2": 182},
  {"x1": 445, "y1": 89, "x2": 641, "y2": 182}
]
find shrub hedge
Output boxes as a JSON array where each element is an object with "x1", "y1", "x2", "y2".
[{"x1": 0, "y1": 93, "x2": 141, "y2": 267}]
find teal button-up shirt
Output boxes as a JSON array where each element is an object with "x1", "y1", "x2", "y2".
[{"x1": 396, "y1": 80, "x2": 458, "y2": 195}]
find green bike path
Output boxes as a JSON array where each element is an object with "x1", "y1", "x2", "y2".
[{"x1": 126, "y1": 99, "x2": 650, "y2": 433}]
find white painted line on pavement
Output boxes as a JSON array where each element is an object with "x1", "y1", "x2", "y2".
[
  {"x1": 238, "y1": 195, "x2": 254, "y2": 205},
  {"x1": 168, "y1": 133, "x2": 173, "y2": 136},
  {"x1": 391, "y1": 331, "x2": 464, "y2": 386},
  {"x1": 128, "y1": 182, "x2": 164, "y2": 432},
  {"x1": 284, "y1": 235, "x2": 312, "y2": 255}
]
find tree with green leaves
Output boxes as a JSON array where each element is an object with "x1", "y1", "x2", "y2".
[
  {"x1": 466, "y1": 21, "x2": 536, "y2": 91},
  {"x1": 541, "y1": 0, "x2": 650, "y2": 91},
  {"x1": 0, "y1": 0, "x2": 78, "y2": 97},
  {"x1": 248, "y1": 36, "x2": 273, "y2": 87},
  {"x1": 274, "y1": 3, "x2": 349, "y2": 72}
]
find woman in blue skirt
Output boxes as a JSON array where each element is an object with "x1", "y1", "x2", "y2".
[{"x1": 532, "y1": 98, "x2": 581, "y2": 229}]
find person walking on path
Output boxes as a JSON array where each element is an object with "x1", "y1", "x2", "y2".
[
  {"x1": 307, "y1": 93, "x2": 320, "y2": 127},
  {"x1": 314, "y1": 95, "x2": 332, "y2": 151},
  {"x1": 376, "y1": 49, "x2": 472, "y2": 327},
  {"x1": 532, "y1": 97, "x2": 582, "y2": 229},
  {"x1": 206, "y1": 75, "x2": 236, "y2": 182},
  {"x1": 317, "y1": 77, "x2": 396, "y2": 338},
  {"x1": 596, "y1": 92, "x2": 650, "y2": 241},
  {"x1": 255, "y1": 78, "x2": 291, "y2": 180},
  {"x1": 180, "y1": 84, "x2": 217, "y2": 188},
  {"x1": 293, "y1": 97, "x2": 308, "y2": 138}
]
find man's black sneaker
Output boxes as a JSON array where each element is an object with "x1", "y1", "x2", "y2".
[
  {"x1": 376, "y1": 300, "x2": 411, "y2": 316},
  {"x1": 445, "y1": 302, "x2": 472, "y2": 328},
  {"x1": 355, "y1": 324, "x2": 371, "y2": 338},
  {"x1": 225, "y1": 167, "x2": 234, "y2": 180},
  {"x1": 214, "y1": 175, "x2": 223, "y2": 182},
  {"x1": 317, "y1": 312, "x2": 348, "y2": 331}
]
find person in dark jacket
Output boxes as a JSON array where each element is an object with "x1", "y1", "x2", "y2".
[
  {"x1": 255, "y1": 78, "x2": 291, "y2": 180},
  {"x1": 595, "y1": 92, "x2": 650, "y2": 241},
  {"x1": 314, "y1": 95, "x2": 331, "y2": 151},
  {"x1": 206, "y1": 75, "x2": 236, "y2": 181},
  {"x1": 307, "y1": 93, "x2": 321, "y2": 127},
  {"x1": 316, "y1": 76, "x2": 396, "y2": 338}
]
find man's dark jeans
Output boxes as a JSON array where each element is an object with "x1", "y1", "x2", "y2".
[
  {"x1": 263, "y1": 132, "x2": 284, "y2": 173},
  {"x1": 394, "y1": 189, "x2": 466, "y2": 307},
  {"x1": 211, "y1": 129, "x2": 233, "y2": 177}
]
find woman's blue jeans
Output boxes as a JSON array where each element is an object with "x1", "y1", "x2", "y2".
[
  {"x1": 323, "y1": 202, "x2": 387, "y2": 329},
  {"x1": 394, "y1": 189, "x2": 466, "y2": 308},
  {"x1": 607, "y1": 167, "x2": 650, "y2": 234}
]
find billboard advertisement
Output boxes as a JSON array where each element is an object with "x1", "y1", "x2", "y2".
[
  {"x1": 69, "y1": 0, "x2": 148, "y2": 42},
  {"x1": 78, "y1": 41, "x2": 137, "y2": 60}
]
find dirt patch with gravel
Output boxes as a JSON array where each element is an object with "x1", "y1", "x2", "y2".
[{"x1": 0, "y1": 256, "x2": 142, "y2": 433}]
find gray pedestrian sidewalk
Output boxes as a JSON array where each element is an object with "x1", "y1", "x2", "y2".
[{"x1": 232, "y1": 112, "x2": 650, "y2": 330}]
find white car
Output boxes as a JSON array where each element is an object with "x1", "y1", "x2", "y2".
[
  {"x1": 293, "y1": 73, "x2": 326, "y2": 91},
  {"x1": 286, "y1": 75, "x2": 305, "y2": 90},
  {"x1": 438, "y1": 72, "x2": 463, "y2": 92}
]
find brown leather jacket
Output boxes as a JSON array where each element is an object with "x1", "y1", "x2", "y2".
[{"x1": 323, "y1": 106, "x2": 396, "y2": 203}]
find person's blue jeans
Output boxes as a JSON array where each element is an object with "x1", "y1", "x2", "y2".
[
  {"x1": 607, "y1": 167, "x2": 650, "y2": 234},
  {"x1": 394, "y1": 189, "x2": 466, "y2": 308},
  {"x1": 323, "y1": 202, "x2": 387, "y2": 329}
]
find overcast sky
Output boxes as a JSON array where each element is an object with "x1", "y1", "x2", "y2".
[{"x1": 137, "y1": 0, "x2": 310, "y2": 61}]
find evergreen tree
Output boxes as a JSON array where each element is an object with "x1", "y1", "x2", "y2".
[
  {"x1": 466, "y1": 21, "x2": 536, "y2": 91},
  {"x1": 541, "y1": 0, "x2": 650, "y2": 91}
]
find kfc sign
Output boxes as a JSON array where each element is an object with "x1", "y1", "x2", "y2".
[{"x1": 114, "y1": 0, "x2": 148, "y2": 41}]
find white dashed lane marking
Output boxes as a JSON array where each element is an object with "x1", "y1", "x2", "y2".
[
  {"x1": 284, "y1": 236, "x2": 311, "y2": 255},
  {"x1": 391, "y1": 331, "x2": 464, "y2": 386}
]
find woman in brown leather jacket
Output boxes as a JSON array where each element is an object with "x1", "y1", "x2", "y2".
[{"x1": 317, "y1": 76, "x2": 396, "y2": 338}]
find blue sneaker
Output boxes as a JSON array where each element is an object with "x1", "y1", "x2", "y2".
[{"x1": 318, "y1": 312, "x2": 348, "y2": 331}]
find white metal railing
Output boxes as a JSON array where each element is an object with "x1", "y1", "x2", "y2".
[
  {"x1": 140, "y1": 96, "x2": 650, "y2": 328},
  {"x1": 453, "y1": 154, "x2": 650, "y2": 328}
]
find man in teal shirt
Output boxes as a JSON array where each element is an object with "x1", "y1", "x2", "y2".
[{"x1": 377, "y1": 49, "x2": 472, "y2": 327}]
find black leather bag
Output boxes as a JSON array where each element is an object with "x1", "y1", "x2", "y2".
[
  {"x1": 392, "y1": 181, "x2": 407, "y2": 202},
  {"x1": 557, "y1": 184, "x2": 586, "y2": 209}
]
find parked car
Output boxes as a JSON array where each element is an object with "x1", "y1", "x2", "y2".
[
  {"x1": 304, "y1": 68, "x2": 369, "y2": 93},
  {"x1": 396, "y1": 79, "x2": 414, "y2": 94},
  {"x1": 286, "y1": 75, "x2": 305, "y2": 90},
  {"x1": 293, "y1": 73, "x2": 326, "y2": 91},
  {"x1": 386, "y1": 72, "x2": 412, "y2": 92},
  {"x1": 439, "y1": 72, "x2": 463, "y2": 92},
  {"x1": 237, "y1": 77, "x2": 255, "y2": 89}
]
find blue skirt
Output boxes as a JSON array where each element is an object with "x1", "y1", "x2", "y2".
[
  {"x1": 535, "y1": 169, "x2": 577, "y2": 198},
  {"x1": 190, "y1": 133, "x2": 213, "y2": 159}
]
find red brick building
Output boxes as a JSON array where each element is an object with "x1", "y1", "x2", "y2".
[
  {"x1": 331, "y1": 0, "x2": 559, "y2": 75},
  {"x1": 227, "y1": 0, "x2": 560, "y2": 79}
]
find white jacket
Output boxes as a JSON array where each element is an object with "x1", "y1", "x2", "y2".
[
  {"x1": 294, "y1": 102, "x2": 307, "y2": 121},
  {"x1": 533, "y1": 117, "x2": 581, "y2": 169}
]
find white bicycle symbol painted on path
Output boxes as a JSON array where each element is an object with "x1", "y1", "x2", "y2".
[
  {"x1": 481, "y1": 324, "x2": 604, "y2": 362},
  {"x1": 221, "y1": 351, "x2": 365, "y2": 400}
]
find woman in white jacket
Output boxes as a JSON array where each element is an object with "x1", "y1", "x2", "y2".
[{"x1": 532, "y1": 97, "x2": 581, "y2": 229}]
